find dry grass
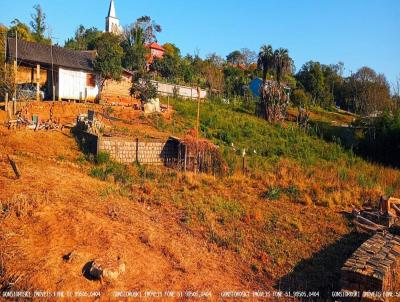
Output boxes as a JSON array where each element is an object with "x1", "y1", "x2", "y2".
[
  {"x1": 0, "y1": 146, "x2": 252, "y2": 300},
  {"x1": 1, "y1": 102, "x2": 399, "y2": 300}
]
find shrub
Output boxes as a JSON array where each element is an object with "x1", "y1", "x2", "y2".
[
  {"x1": 355, "y1": 111, "x2": 400, "y2": 167},
  {"x1": 90, "y1": 158, "x2": 131, "y2": 184},
  {"x1": 90, "y1": 166, "x2": 108, "y2": 181},
  {"x1": 95, "y1": 152, "x2": 111, "y2": 165},
  {"x1": 262, "y1": 187, "x2": 282, "y2": 200}
]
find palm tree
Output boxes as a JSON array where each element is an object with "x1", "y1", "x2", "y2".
[
  {"x1": 257, "y1": 45, "x2": 293, "y2": 122},
  {"x1": 273, "y1": 48, "x2": 293, "y2": 84},
  {"x1": 257, "y1": 45, "x2": 274, "y2": 84}
]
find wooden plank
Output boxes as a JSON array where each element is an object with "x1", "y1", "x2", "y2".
[{"x1": 7, "y1": 155, "x2": 21, "y2": 179}]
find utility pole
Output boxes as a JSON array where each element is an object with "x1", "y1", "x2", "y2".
[
  {"x1": 195, "y1": 86, "x2": 200, "y2": 174},
  {"x1": 13, "y1": 31, "x2": 17, "y2": 115},
  {"x1": 51, "y1": 43, "x2": 55, "y2": 102}
]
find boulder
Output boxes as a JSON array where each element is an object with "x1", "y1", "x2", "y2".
[
  {"x1": 143, "y1": 98, "x2": 161, "y2": 114},
  {"x1": 83, "y1": 257, "x2": 125, "y2": 282}
]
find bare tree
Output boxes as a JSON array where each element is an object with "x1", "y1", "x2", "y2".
[
  {"x1": 134, "y1": 16, "x2": 162, "y2": 44},
  {"x1": 240, "y1": 48, "x2": 257, "y2": 66}
]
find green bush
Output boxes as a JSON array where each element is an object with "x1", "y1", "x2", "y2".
[
  {"x1": 89, "y1": 157, "x2": 131, "y2": 184},
  {"x1": 95, "y1": 152, "x2": 111, "y2": 165},
  {"x1": 262, "y1": 187, "x2": 282, "y2": 200},
  {"x1": 90, "y1": 166, "x2": 108, "y2": 181}
]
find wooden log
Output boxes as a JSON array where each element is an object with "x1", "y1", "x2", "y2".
[
  {"x1": 355, "y1": 214, "x2": 385, "y2": 230},
  {"x1": 7, "y1": 155, "x2": 21, "y2": 179},
  {"x1": 353, "y1": 220, "x2": 382, "y2": 233},
  {"x1": 392, "y1": 204, "x2": 400, "y2": 216}
]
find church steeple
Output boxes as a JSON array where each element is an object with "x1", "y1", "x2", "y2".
[
  {"x1": 108, "y1": 0, "x2": 116, "y2": 18},
  {"x1": 105, "y1": 0, "x2": 121, "y2": 34}
]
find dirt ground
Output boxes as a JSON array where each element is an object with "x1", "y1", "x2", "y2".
[
  {"x1": 6, "y1": 101, "x2": 174, "y2": 139},
  {"x1": 0, "y1": 104, "x2": 264, "y2": 302}
]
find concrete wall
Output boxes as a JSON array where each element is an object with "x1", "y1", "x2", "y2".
[
  {"x1": 152, "y1": 80, "x2": 207, "y2": 99},
  {"x1": 98, "y1": 136, "x2": 179, "y2": 165}
]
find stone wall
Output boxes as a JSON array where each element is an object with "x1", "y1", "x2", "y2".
[
  {"x1": 341, "y1": 233, "x2": 400, "y2": 301},
  {"x1": 98, "y1": 136, "x2": 180, "y2": 165}
]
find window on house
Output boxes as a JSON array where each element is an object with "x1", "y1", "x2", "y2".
[{"x1": 86, "y1": 74, "x2": 96, "y2": 88}]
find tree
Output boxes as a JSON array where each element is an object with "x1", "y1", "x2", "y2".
[
  {"x1": 205, "y1": 53, "x2": 225, "y2": 68},
  {"x1": 202, "y1": 60, "x2": 224, "y2": 95},
  {"x1": 347, "y1": 67, "x2": 391, "y2": 115},
  {"x1": 0, "y1": 25, "x2": 7, "y2": 65},
  {"x1": 134, "y1": 16, "x2": 162, "y2": 44},
  {"x1": 130, "y1": 73, "x2": 157, "y2": 105},
  {"x1": 162, "y1": 43, "x2": 181, "y2": 58},
  {"x1": 65, "y1": 25, "x2": 102, "y2": 50},
  {"x1": 93, "y1": 33, "x2": 123, "y2": 98},
  {"x1": 273, "y1": 48, "x2": 293, "y2": 84},
  {"x1": 223, "y1": 65, "x2": 247, "y2": 97},
  {"x1": 257, "y1": 45, "x2": 293, "y2": 122},
  {"x1": 7, "y1": 19, "x2": 34, "y2": 41},
  {"x1": 296, "y1": 61, "x2": 333, "y2": 108},
  {"x1": 393, "y1": 75, "x2": 400, "y2": 109},
  {"x1": 291, "y1": 88, "x2": 311, "y2": 128},
  {"x1": 122, "y1": 24, "x2": 148, "y2": 74},
  {"x1": 0, "y1": 24, "x2": 14, "y2": 99},
  {"x1": 226, "y1": 50, "x2": 245, "y2": 65},
  {"x1": 0, "y1": 64, "x2": 15, "y2": 100},
  {"x1": 181, "y1": 55, "x2": 201, "y2": 84},
  {"x1": 240, "y1": 48, "x2": 257, "y2": 66},
  {"x1": 30, "y1": 4, "x2": 51, "y2": 44},
  {"x1": 152, "y1": 53, "x2": 180, "y2": 80}
]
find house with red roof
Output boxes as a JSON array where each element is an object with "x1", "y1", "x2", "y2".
[{"x1": 146, "y1": 42, "x2": 165, "y2": 65}]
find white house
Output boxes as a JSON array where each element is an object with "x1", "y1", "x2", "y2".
[{"x1": 7, "y1": 37, "x2": 99, "y2": 101}]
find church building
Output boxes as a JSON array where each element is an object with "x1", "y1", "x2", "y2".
[{"x1": 105, "y1": 0, "x2": 122, "y2": 34}]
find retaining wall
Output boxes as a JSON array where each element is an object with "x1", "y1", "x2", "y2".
[{"x1": 98, "y1": 136, "x2": 179, "y2": 165}]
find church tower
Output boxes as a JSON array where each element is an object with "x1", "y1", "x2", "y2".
[{"x1": 105, "y1": 0, "x2": 122, "y2": 34}]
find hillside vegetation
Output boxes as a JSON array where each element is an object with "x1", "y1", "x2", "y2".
[{"x1": 1, "y1": 99, "x2": 400, "y2": 299}]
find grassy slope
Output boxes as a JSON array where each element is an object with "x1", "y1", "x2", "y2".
[{"x1": 1, "y1": 100, "x2": 400, "y2": 299}]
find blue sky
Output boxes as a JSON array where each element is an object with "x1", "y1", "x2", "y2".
[{"x1": 1, "y1": 0, "x2": 399, "y2": 85}]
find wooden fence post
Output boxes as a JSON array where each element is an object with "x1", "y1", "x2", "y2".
[
  {"x1": 13, "y1": 98, "x2": 16, "y2": 116},
  {"x1": 136, "y1": 138, "x2": 139, "y2": 163},
  {"x1": 5, "y1": 92, "x2": 8, "y2": 114},
  {"x1": 184, "y1": 145, "x2": 188, "y2": 172}
]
